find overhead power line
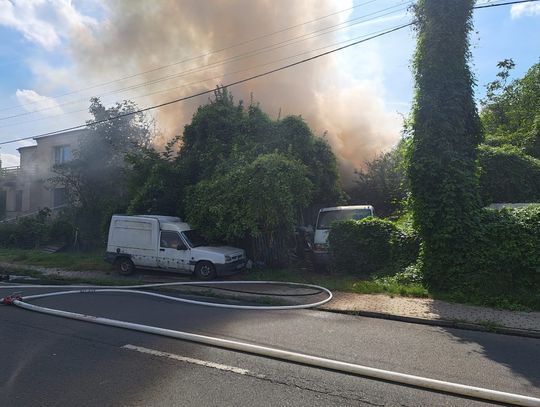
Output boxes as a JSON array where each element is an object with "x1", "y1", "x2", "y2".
[
  {"x1": 0, "y1": 0, "x2": 384, "y2": 113},
  {"x1": 0, "y1": 23, "x2": 412, "y2": 146},
  {"x1": 0, "y1": 0, "x2": 535, "y2": 145},
  {"x1": 0, "y1": 23, "x2": 406, "y2": 130},
  {"x1": 0, "y1": 2, "x2": 411, "y2": 121},
  {"x1": 474, "y1": 0, "x2": 540, "y2": 9}
]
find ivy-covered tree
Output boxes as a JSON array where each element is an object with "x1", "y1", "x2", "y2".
[{"x1": 408, "y1": 0, "x2": 482, "y2": 290}]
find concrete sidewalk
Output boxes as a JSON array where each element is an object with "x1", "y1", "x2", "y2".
[
  {"x1": 2, "y1": 261, "x2": 539, "y2": 338},
  {"x1": 321, "y1": 291, "x2": 540, "y2": 338}
]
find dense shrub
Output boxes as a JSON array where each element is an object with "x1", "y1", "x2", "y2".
[
  {"x1": 478, "y1": 145, "x2": 540, "y2": 205},
  {"x1": 48, "y1": 218, "x2": 75, "y2": 244},
  {"x1": 449, "y1": 205, "x2": 540, "y2": 308},
  {"x1": 328, "y1": 218, "x2": 419, "y2": 275},
  {"x1": 0, "y1": 209, "x2": 75, "y2": 249}
]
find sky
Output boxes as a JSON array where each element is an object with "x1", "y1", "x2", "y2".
[{"x1": 0, "y1": 0, "x2": 539, "y2": 178}]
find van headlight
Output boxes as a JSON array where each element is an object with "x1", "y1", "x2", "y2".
[{"x1": 225, "y1": 255, "x2": 232, "y2": 262}]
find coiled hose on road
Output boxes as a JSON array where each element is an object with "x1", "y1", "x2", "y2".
[
  {"x1": 1, "y1": 281, "x2": 539, "y2": 407},
  {"x1": 1, "y1": 280, "x2": 332, "y2": 309}
]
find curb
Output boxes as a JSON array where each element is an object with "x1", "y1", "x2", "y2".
[
  {"x1": 320, "y1": 308, "x2": 540, "y2": 339},
  {"x1": 3, "y1": 264, "x2": 539, "y2": 339}
]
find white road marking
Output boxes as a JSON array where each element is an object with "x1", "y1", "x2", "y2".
[{"x1": 122, "y1": 344, "x2": 250, "y2": 375}]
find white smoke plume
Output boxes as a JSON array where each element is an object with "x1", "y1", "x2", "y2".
[{"x1": 68, "y1": 0, "x2": 403, "y2": 186}]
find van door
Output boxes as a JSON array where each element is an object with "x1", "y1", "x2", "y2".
[{"x1": 158, "y1": 231, "x2": 190, "y2": 271}]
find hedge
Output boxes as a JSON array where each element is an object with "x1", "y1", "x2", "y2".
[
  {"x1": 328, "y1": 217, "x2": 419, "y2": 275},
  {"x1": 478, "y1": 144, "x2": 540, "y2": 205},
  {"x1": 0, "y1": 209, "x2": 74, "y2": 249},
  {"x1": 449, "y1": 205, "x2": 540, "y2": 308}
]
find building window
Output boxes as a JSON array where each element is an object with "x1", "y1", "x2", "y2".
[
  {"x1": 53, "y1": 188, "x2": 67, "y2": 207},
  {"x1": 15, "y1": 190, "x2": 23, "y2": 212},
  {"x1": 54, "y1": 145, "x2": 71, "y2": 164}
]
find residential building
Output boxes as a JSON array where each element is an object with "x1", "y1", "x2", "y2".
[{"x1": 0, "y1": 129, "x2": 88, "y2": 220}]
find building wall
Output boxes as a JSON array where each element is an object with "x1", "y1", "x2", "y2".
[{"x1": 0, "y1": 129, "x2": 87, "y2": 220}]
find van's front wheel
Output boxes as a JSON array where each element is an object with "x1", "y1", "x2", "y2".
[
  {"x1": 195, "y1": 261, "x2": 216, "y2": 280},
  {"x1": 116, "y1": 257, "x2": 135, "y2": 276}
]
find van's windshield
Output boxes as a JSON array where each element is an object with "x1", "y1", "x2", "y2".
[
  {"x1": 182, "y1": 230, "x2": 207, "y2": 248},
  {"x1": 316, "y1": 209, "x2": 372, "y2": 230}
]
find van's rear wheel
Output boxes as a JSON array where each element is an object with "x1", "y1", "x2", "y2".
[
  {"x1": 116, "y1": 257, "x2": 135, "y2": 276},
  {"x1": 195, "y1": 261, "x2": 216, "y2": 280}
]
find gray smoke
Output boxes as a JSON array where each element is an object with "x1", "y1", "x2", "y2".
[{"x1": 68, "y1": 0, "x2": 402, "y2": 186}]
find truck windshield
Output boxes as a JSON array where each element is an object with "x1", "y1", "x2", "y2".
[
  {"x1": 182, "y1": 230, "x2": 207, "y2": 248},
  {"x1": 316, "y1": 209, "x2": 372, "y2": 230}
]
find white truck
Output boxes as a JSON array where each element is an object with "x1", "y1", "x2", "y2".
[
  {"x1": 312, "y1": 205, "x2": 374, "y2": 266},
  {"x1": 105, "y1": 215, "x2": 246, "y2": 280}
]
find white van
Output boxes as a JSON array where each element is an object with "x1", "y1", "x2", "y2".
[
  {"x1": 105, "y1": 215, "x2": 246, "y2": 280},
  {"x1": 312, "y1": 205, "x2": 374, "y2": 265}
]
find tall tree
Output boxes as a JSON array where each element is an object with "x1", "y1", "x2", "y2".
[
  {"x1": 51, "y1": 98, "x2": 153, "y2": 246},
  {"x1": 408, "y1": 0, "x2": 482, "y2": 290},
  {"x1": 351, "y1": 140, "x2": 408, "y2": 217},
  {"x1": 129, "y1": 88, "x2": 344, "y2": 217},
  {"x1": 481, "y1": 60, "x2": 540, "y2": 158}
]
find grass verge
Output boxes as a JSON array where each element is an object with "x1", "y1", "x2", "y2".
[
  {"x1": 2, "y1": 249, "x2": 535, "y2": 310},
  {"x1": 0, "y1": 248, "x2": 428, "y2": 299},
  {"x1": 241, "y1": 268, "x2": 429, "y2": 298},
  {"x1": 0, "y1": 249, "x2": 112, "y2": 271}
]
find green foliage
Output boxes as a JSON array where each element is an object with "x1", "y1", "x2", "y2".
[
  {"x1": 180, "y1": 88, "x2": 247, "y2": 185},
  {"x1": 478, "y1": 144, "x2": 540, "y2": 204},
  {"x1": 443, "y1": 206, "x2": 540, "y2": 309},
  {"x1": 0, "y1": 209, "x2": 74, "y2": 249},
  {"x1": 481, "y1": 60, "x2": 540, "y2": 158},
  {"x1": 50, "y1": 98, "x2": 153, "y2": 247},
  {"x1": 409, "y1": 0, "x2": 482, "y2": 290},
  {"x1": 127, "y1": 88, "x2": 344, "y2": 264},
  {"x1": 126, "y1": 138, "x2": 187, "y2": 216},
  {"x1": 186, "y1": 153, "x2": 312, "y2": 241},
  {"x1": 0, "y1": 248, "x2": 110, "y2": 271},
  {"x1": 272, "y1": 117, "x2": 345, "y2": 206},
  {"x1": 351, "y1": 140, "x2": 408, "y2": 217},
  {"x1": 328, "y1": 218, "x2": 419, "y2": 276}
]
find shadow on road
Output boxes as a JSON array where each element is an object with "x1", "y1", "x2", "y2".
[{"x1": 428, "y1": 301, "x2": 540, "y2": 389}]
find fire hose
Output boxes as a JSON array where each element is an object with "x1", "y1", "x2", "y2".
[{"x1": 2, "y1": 281, "x2": 539, "y2": 407}]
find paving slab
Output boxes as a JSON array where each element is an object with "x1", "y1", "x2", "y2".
[{"x1": 322, "y1": 291, "x2": 540, "y2": 338}]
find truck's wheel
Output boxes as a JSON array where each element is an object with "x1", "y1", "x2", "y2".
[
  {"x1": 116, "y1": 257, "x2": 135, "y2": 276},
  {"x1": 195, "y1": 261, "x2": 216, "y2": 281}
]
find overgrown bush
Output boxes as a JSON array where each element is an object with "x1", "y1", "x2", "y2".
[
  {"x1": 446, "y1": 205, "x2": 540, "y2": 309},
  {"x1": 0, "y1": 209, "x2": 75, "y2": 249},
  {"x1": 478, "y1": 145, "x2": 540, "y2": 204},
  {"x1": 48, "y1": 218, "x2": 75, "y2": 244},
  {"x1": 328, "y1": 218, "x2": 419, "y2": 275}
]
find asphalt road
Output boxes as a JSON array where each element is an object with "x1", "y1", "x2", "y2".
[{"x1": 1, "y1": 285, "x2": 539, "y2": 406}]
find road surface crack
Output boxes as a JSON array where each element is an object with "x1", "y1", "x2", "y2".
[{"x1": 248, "y1": 372, "x2": 385, "y2": 406}]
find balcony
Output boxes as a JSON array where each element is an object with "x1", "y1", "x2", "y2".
[{"x1": 1, "y1": 166, "x2": 21, "y2": 177}]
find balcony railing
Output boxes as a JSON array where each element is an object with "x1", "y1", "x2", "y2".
[{"x1": 1, "y1": 166, "x2": 21, "y2": 176}]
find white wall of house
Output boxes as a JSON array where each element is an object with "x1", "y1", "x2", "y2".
[{"x1": 0, "y1": 129, "x2": 88, "y2": 219}]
